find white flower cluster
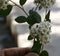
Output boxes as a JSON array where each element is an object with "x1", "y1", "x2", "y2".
[
  {"x1": 0, "y1": 0, "x2": 10, "y2": 10},
  {"x1": 30, "y1": 21, "x2": 51, "y2": 44},
  {"x1": 34, "y1": 0, "x2": 55, "y2": 8}
]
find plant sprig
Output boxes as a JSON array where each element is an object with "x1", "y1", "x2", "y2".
[{"x1": 10, "y1": 0, "x2": 28, "y2": 16}]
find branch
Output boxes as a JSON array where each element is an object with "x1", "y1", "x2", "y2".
[{"x1": 10, "y1": 0, "x2": 29, "y2": 16}]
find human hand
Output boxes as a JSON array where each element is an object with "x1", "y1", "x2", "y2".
[{"x1": 0, "y1": 48, "x2": 31, "y2": 56}]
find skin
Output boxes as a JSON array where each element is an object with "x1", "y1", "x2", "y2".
[{"x1": 0, "y1": 48, "x2": 31, "y2": 56}]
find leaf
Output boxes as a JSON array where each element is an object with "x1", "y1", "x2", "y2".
[
  {"x1": 29, "y1": 25, "x2": 32, "y2": 29},
  {"x1": 31, "y1": 41, "x2": 42, "y2": 54},
  {"x1": 19, "y1": 0, "x2": 27, "y2": 6},
  {"x1": 27, "y1": 10, "x2": 41, "y2": 25},
  {"x1": 40, "y1": 50, "x2": 49, "y2": 56},
  {"x1": 29, "y1": 10, "x2": 41, "y2": 23},
  {"x1": 0, "y1": 5, "x2": 12, "y2": 17},
  {"x1": 45, "y1": 10, "x2": 51, "y2": 22},
  {"x1": 28, "y1": 35, "x2": 33, "y2": 40},
  {"x1": 27, "y1": 16, "x2": 37, "y2": 26},
  {"x1": 15, "y1": 16, "x2": 27, "y2": 23}
]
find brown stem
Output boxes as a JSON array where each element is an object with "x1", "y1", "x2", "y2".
[{"x1": 10, "y1": 0, "x2": 28, "y2": 16}]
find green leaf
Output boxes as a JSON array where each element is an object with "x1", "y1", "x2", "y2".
[
  {"x1": 40, "y1": 50, "x2": 49, "y2": 56},
  {"x1": 29, "y1": 25, "x2": 32, "y2": 29},
  {"x1": 28, "y1": 35, "x2": 33, "y2": 40},
  {"x1": 0, "y1": 5, "x2": 12, "y2": 17},
  {"x1": 19, "y1": 0, "x2": 27, "y2": 6},
  {"x1": 15, "y1": 16, "x2": 27, "y2": 23},
  {"x1": 31, "y1": 41, "x2": 42, "y2": 54},
  {"x1": 27, "y1": 16, "x2": 37, "y2": 26},
  {"x1": 45, "y1": 10, "x2": 51, "y2": 22},
  {"x1": 27, "y1": 10, "x2": 41, "y2": 25},
  {"x1": 29, "y1": 10, "x2": 41, "y2": 23}
]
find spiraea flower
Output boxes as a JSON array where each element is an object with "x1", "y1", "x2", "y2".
[
  {"x1": 30, "y1": 21, "x2": 51, "y2": 44},
  {"x1": 34, "y1": 0, "x2": 55, "y2": 9},
  {"x1": 0, "y1": 0, "x2": 9, "y2": 10}
]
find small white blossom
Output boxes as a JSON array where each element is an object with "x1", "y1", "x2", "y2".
[
  {"x1": 30, "y1": 21, "x2": 51, "y2": 44},
  {"x1": 34, "y1": 0, "x2": 55, "y2": 8},
  {"x1": 0, "y1": 0, "x2": 9, "y2": 10}
]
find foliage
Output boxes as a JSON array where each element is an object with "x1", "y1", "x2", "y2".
[
  {"x1": 0, "y1": 5, "x2": 12, "y2": 16},
  {"x1": 19, "y1": 0, "x2": 27, "y2": 6},
  {"x1": 40, "y1": 50, "x2": 49, "y2": 56},
  {"x1": 31, "y1": 41, "x2": 42, "y2": 54},
  {"x1": 45, "y1": 10, "x2": 51, "y2": 22},
  {"x1": 15, "y1": 16, "x2": 27, "y2": 23},
  {"x1": 0, "y1": 0, "x2": 55, "y2": 56}
]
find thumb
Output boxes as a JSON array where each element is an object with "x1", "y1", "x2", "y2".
[{"x1": 25, "y1": 52, "x2": 39, "y2": 56}]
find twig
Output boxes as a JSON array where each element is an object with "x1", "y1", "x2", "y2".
[
  {"x1": 10, "y1": 0, "x2": 28, "y2": 16},
  {"x1": 35, "y1": 4, "x2": 39, "y2": 11}
]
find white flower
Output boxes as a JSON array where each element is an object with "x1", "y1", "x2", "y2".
[
  {"x1": 34, "y1": 0, "x2": 55, "y2": 8},
  {"x1": 30, "y1": 21, "x2": 51, "y2": 44},
  {"x1": 0, "y1": 0, "x2": 9, "y2": 10},
  {"x1": 30, "y1": 23, "x2": 40, "y2": 37}
]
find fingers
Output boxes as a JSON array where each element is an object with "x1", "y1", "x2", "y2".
[
  {"x1": 0, "y1": 50, "x2": 4, "y2": 56},
  {"x1": 0, "y1": 48, "x2": 31, "y2": 56},
  {"x1": 25, "y1": 52, "x2": 39, "y2": 56}
]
